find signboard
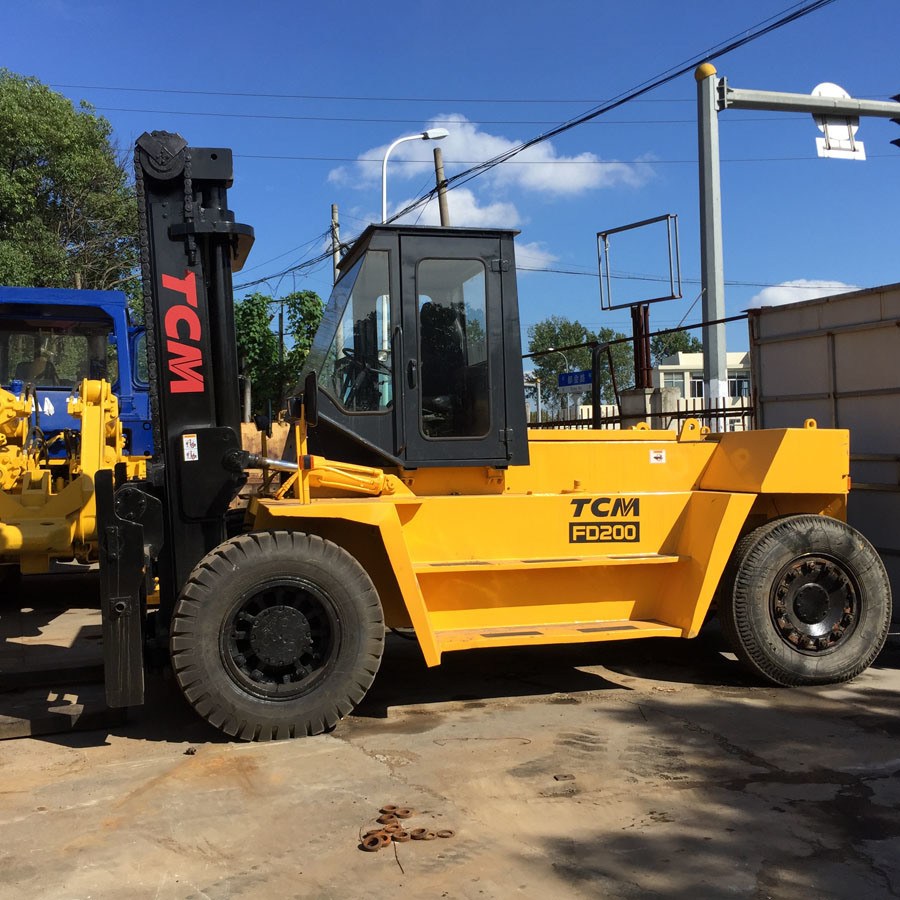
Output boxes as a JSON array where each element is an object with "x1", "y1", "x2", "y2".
[
  {"x1": 558, "y1": 370, "x2": 592, "y2": 393},
  {"x1": 812, "y1": 82, "x2": 866, "y2": 160}
]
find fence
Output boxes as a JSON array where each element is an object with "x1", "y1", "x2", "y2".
[{"x1": 529, "y1": 396, "x2": 755, "y2": 432}]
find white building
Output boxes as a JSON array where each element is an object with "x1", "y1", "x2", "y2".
[
  {"x1": 573, "y1": 350, "x2": 753, "y2": 430},
  {"x1": 652, "y1": 351, "x2": 751, "y2": 400}
]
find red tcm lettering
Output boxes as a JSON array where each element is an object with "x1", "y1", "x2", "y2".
[{"x1": 162, "y1": 271, "x2": 204, "y2": 393}]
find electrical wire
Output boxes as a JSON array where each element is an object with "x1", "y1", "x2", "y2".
[
  {"x1": 236, "y1": 0, "x2": 839, "y2": 288},
  {"x1": 386, "y1": 0, "x2": 839, "y2": 225},
  {"x1": 91, "y1": 106, "x2": 813, "y2": 126},
  {"x1": 51, "y1": 83, "x2": 893, "y2": 105},
  {"x1": 231, "y1": 153, "x2": 896, "y2": 165},
  {"x1": 516, "y1": 264, "x2": 855, "y2": 290}
]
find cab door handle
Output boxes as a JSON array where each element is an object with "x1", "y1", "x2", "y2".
[{"x1": 407, "y1": 359, "x2": 417, "y2": 389}]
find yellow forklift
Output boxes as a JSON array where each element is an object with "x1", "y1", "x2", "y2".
[{"x1": 1, "y1": 132, "x2": 891, "y2": 740}]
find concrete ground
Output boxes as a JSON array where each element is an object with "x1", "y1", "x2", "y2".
[{"x1": 1, "y1": 576, "x2": 899, "y2": 900}]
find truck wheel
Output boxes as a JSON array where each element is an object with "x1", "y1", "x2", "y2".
[
  {"x1": 170, "y1": 531, "x2": 384, "y2": 740},
  {"x1": 720, "y1": 515, "x2": 891, "y2": 686}
]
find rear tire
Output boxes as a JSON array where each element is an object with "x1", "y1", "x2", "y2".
[
  {"x1": 719, "y1": 515, "x2": 891, "y2": 686},
  {"x1": 170, "y1": 531, "x2": 384, "y2": 740}
]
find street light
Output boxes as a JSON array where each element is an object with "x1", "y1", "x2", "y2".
[
  {"x1": 547, "y1": 347, "x2": 571, "y2": 420},
  {"x1": 382, "y1": 128, "x2": 450, "y2": 223}
]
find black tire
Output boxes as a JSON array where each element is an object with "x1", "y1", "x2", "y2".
[
  {"x1": 719, "y1": 515, "x2": 891, "y2": 686},
  {"x1": 170, "y1": 531, "x2": 384, "y2": 740}
]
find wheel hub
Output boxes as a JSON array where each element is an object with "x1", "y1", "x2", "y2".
[
  {"x1": 222, "y1": 579, "x2": 338, "y2": 699},
  {"x1": 248, "y1": 606, "x2": 312, "y2": 667},
  {"x1": 771, "y1": 556, "x2": 858, "y2": 653},
  {"x1": 792, "y1": 583, "x2": 831, "y2": 625}
]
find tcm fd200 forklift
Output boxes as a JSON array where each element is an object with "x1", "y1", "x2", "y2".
[{"x1": 3, "y1": 131, "x2": 890, "y2": 741}]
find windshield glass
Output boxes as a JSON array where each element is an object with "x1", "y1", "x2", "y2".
[
  {"x1": 0, "y1": 322, "x2": 116, "y2": 389},
  {"x1": 304, "y1": 250, "x2": 392, "y2": 413}
]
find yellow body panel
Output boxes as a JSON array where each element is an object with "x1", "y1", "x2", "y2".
[{"x1": 249, "y1": 420, "x2": 848, "y2": 666}]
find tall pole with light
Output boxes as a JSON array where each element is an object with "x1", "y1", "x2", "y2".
[{"x1": 382, "y1": 128, "x2": 449, "y2": 223}]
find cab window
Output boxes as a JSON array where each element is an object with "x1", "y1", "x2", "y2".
[
  {"x1": 417, "y1": 259, "x2": 489, "y2": 438},
  {"x1": 314, "y1": 250, "x2": 392, "y2": 413}
]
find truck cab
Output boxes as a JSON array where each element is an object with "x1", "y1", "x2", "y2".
[
  {"x1": 0, "y1": 287, "x2": 152, "y2": 458},
  {"x1": 303, "y1": 225, "x2": 529, "y2": 470}
]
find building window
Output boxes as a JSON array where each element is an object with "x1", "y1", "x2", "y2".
[
  {"x1": 663, "y1": 372, "x2": 684, "y2": 398},
  {"x1": 728, "y1": 375, "x2": 750, "y2": 398},
  {"x1": 690, "y1": 374, "x2": 704, "y2": 399}
]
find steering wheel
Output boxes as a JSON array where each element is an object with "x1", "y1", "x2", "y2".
[{"x1": 339, "y1": 347, "x2": 391, "y2": 376}]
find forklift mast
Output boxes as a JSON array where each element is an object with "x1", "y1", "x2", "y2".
[{"x1": 133, "y1": 131, "x2": 254, "y2": 608}]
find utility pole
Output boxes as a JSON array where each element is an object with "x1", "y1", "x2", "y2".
[
  {"x1": 433, "y1": 147, "x2": 450, "y2": 226},
  {"x1": 696, "y1": 63, "x2": 727, "y2": 407},
  {"x1": 696, "y1": 64, "x2": 900, "y2": 411},
  {"x1": 278, "y1": 299, "x2": 285, "y2": 413},
  {"x1": 331, "y1": 204, "x2": 341, "y2": 284}
]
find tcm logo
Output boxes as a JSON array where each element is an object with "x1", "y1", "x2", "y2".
[
  {"x1": 162, "y1": 271, "x2": 204, "y2": 393},
  {"x1": 569, "y1": 497, "x2": 640, "y2": 519}
]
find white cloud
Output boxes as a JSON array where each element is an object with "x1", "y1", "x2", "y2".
[
  {"x1": 515, "y1": 242, "x2": 559, "y2": 272},
  {"x1": 750, "y1": 279, "x2": 859, "y2": 308},
  {"x1": 328, "y1": 113, "x2": 653, "y2": 197},
  {"x1": 388, "y1": 187, "x2": 521, "y2": 228}
]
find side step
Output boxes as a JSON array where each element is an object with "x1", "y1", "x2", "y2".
[
  {"x1": 413, "y1": 553, "x2": 684, "y2": 575},
  {"x1": 435, "y1": 619, "x2": 682, "y2": 653}
]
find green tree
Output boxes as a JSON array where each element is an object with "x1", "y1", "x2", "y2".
[
  {"x1": 234, "y1": 292, "x2": 279, "y2": 417},
  {"x1": 0, "y1": 70, "x2": 138, "y2": 295},
  {"x1": 282, "y1": 290, "x2": 324, "y2": 383},
  {"x1": 650, "y1": 329, "x2": 702, "y2": 365},
  {"x1": 234, "y1": 289, "x2": 324, "y2": 416},
  {"x1": 526, "y1": 315, "x2": 633, "y2": 415}
]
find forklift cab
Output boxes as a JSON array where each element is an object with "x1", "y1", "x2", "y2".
[{"x1": 303, "y1": 225, "x2": 529, "y2": 469}]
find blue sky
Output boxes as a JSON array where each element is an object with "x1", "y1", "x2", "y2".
[{"x1": 4, "y1": 0, "x2": 898, "y2": 358}]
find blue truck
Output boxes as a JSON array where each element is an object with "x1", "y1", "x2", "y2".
[{"x1": 0, "y1": 287, "x2": 152, "y2": 457}]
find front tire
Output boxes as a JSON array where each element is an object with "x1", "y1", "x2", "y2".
[
  {"x1": 719, "y1": 515, "x2": 891, "y2": 686},
  {"x1": 170, "y1": 531, "x2": 384, "y2": 740}
]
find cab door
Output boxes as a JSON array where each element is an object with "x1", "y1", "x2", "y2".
[{"x1": 400, "y1": 234, "x2": 508, "y2": 465}]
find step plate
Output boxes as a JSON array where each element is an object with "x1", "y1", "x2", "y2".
[
  {"x1": 436, "y1": 619, "x2": 682, "y2": 652},
  {"x1": 414, "y1": 554, "x2": 684, "y2": 575}
]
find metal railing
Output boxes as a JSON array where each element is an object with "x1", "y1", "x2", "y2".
[{"x1": 529, "y1": 396, "x2": 755, "y2": 432}]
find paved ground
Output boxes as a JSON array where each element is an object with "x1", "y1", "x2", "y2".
[{"x1": 1, "y1": 577, "x2": 899, "y2": 900}]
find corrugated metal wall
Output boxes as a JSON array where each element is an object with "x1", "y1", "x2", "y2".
[{"x1": 750, "y1": 283, "x2": 900, "y2": 618}]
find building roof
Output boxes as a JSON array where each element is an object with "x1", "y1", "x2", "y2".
[{"x1": 658, "y1": 351, "x2": 750, "y2": 370}]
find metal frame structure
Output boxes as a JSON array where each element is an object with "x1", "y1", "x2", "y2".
[
  {"x1": 597, "y1": 214, "x2": 682, "y2": 311},
  {"x1": 695, "y1": 63, "x2": 900, "y2": 402}
]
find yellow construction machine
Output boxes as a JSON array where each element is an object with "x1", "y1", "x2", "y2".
[
  {"x1": 1, "y1": 132, "x2": 891, "y2": 741},
  {"x1": 0, "y1": 379, "x2": 144, "y2": 579}
]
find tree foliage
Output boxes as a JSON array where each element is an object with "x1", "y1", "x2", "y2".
[
  {"x1": 650, "y1": 329, "x2": 703, "y2": 365},
  {"x1": 234, "y1": 290, "x2": 324, "y2": 416},
  {"x1": 0, "y1": 70, "x2": 138, "y2": 295},
  {"x1": 526, "y1": 315, "x2": 633, "y2": 414}
]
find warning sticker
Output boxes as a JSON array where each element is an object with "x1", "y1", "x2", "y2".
[
  {"x1": 182, "y1": 433, "x2": 199, "y2": 462},
  {"x1": 649, "y1": 449, "x2": 666, "y2": 465}
]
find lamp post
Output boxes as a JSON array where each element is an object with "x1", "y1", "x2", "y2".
[
  {"x1": 382, "y1": 128, "x2": 449, "y2": 223},
  {"x1": 548, "y1": 347, "x2": 570, "y2": 420}
]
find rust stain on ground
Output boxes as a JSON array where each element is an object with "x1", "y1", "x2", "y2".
[{"x1": 112, "y1": 752, "x2": 261, "y2": 813}]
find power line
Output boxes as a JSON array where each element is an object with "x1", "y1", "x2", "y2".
[
  {"x1": 53, "y1": 83, "x2": 695, "y2": 104},
  {"x1": 92, "y1": 105, "x2": 812, "y2": 126},
  {"x1": 52, "y1": 82, "x2": 893, "y2": 105},
  {"x1": 233, "y1": 1, "x2": 840, "y2": 287},
  {"x1": 385, "y1": 0, "x2": 839, "y2": 225},
  {"x1": 238, "y1": 229, "x2": 331, "y2": 275},
  {"x1": 230, "y1": 152, "x2": 896, "y2": 165},
  {"x1": 516, "y1": 263, "x2": 854, "y2": 290}
]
